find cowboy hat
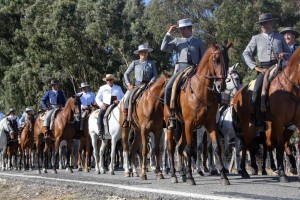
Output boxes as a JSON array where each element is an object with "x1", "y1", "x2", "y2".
[
  {"x1": 133, "y1": 44, "x2": 153, "y2": 55},
  {"x1": 50, "y1": 79, "x2": 60, "y2": 85},
  {"x1": 177, "y1": 18, "x2": 193, "y2": 28},
  {"x1": 7, "y1": 108, "x2": 16, "y2": 115},
  {"x1": 280, "y1": 27, "x2": 299, "y2": 38},
  {"x1": 256, "y1": 13, "x2": 278, "y2": 24},
  {"x1": 79, "y1": 82, "x2": 90, "y2": 89},
  {"x1": 25, "y1": 107, "x2": 33, "y2": 112},
  {"x1": 102, "y1": 74, "x2": 117, "y2": 81}
]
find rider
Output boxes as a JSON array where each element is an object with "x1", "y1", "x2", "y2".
[
  {"x1": 96, "y1": 74, "x2": 124, "y2": 140},
  {"x1": 77, "y1": 82, "x2": 96, "y2": 135},
  {"x1": 40, "y1": 79, "x2": 66, "y2": 139},
  {"x1": 242, "y1": 13, "x2": 291, "y2": 132},
  {"x1": 6, "y1": 108, "x2": 20, "y2": 128},
  {"x1": 122, "y1": 44, "x2": 157, "y2": 128},
  {"x1": 280, "y1": 27, "x2": 299, "y2": 55},
  {"x1": 161, "y1": 18, "x2": 205, "y2": 129},
  {"x1": 19, "y1": 107, "x2": 34, "y2": 129}
]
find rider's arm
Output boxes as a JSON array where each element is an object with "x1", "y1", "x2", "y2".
[
  {"x1": 242, "y1": 36, "x2": 257, "y2": 70},
  {"x1": 40, "y1": 91, "x2": 50, "y2": 110}
]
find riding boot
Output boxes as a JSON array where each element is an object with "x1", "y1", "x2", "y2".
[
  {"x1": 255, "y1": 106, "x2": 266, "y2": 132},
  {"x1": 98, "y1": 125, "x2": 105, "y2": 140},
  {"x1": 167, "y1": 109, "x2": 176, "y2": 130},
  {"x1": 122, "y1": 109, "x2": 129, "y2": 128}
]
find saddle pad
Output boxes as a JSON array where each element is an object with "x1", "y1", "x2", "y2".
[
  {"x1": 170, "y1": 66, "x2": 193, "y2": 109},
  {"x1": 248, "y1": 80, "x2": 256, "y2": 91},
  {"x1": 92, "y1": 109, "x2": 100, "y2": 119}
]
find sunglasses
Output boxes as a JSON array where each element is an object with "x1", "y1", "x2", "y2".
[{"x1": 106, "y1": 79, "x2": 114, "y2": 81}]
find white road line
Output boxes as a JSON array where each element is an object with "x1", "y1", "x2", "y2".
[{"x1": 0, "y1": 172, "x2": 249, "y2": 200}]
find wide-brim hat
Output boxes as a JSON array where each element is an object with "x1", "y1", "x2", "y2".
[
  {"x1": 177, "y1": 18, "x2": 193, "y2": 28},
  {"x1": 50, "y1": 79, "x2": 60, "y2": 85},
  {"x1": 79, "y1": 82, "x2": 90, "y2": 89},
  {"x1": 25, "y1": 107, "x2": 33, "y2": 112},
  {"x1": 102, "y1": 74, "x2": 117, "y2": 81},
  {"x1": 280, "y1": 27, "x2": 299, "y2": 38},
  {"x1": 133, "y1": 44, "x2": 153, "y2": 54},
  {"x1": 256, "y1": 13, "x2": 278, "y2": 24},
  {"x1": 7, "y1": 108, "x2": 16, "y2": 115}
]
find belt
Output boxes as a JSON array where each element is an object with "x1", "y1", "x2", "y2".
[
  {"x1": 260, "y1": 60, "x2": 277, "y2": 68},
  {"x1": 51, "y1": 104, "x2": 61, "y2": 108}
]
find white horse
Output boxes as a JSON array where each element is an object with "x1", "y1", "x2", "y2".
[
  {"x1": 59, "y1": 139, "x2": 80, "y2": 169},
  {"x1": 89, "y1": 103, "x2": 122, "y2": 175},
  {"x1": 196, "y1": 63, "x2": 243, "y2": 174},
  {"x1": 0, "y1": 117, "x2": 18, "y2": 170}
]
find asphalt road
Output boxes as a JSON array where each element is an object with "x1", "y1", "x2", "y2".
[{"x1": 0, "y1": 168, "x2": 299, "y2": 200}]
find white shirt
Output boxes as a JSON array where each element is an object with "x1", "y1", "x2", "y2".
[
  {"x1": 78, "y1": 91, "x2": 96, "y2": 109},
  {"x1": 96, "y1": 84, "x2": 124, "y2": 107}
]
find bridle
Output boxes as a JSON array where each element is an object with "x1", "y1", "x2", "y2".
[{"x1": 62, "y1": 97, "x2": 81, "y2": 124}]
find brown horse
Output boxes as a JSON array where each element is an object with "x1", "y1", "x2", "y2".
[
  {"x1": 233, "y1": 47, "x2": 300, "y2": 182},
  {"x1": 164, "y1": 42, "x2": 233, "y2": 185},
  {"x1": 20, "y1": 113, "x2": 35, "y2": 170},
  {"x1": 5, "y1": 118, "x2": 19, "y2": 170},
  {"x1": 52, "y1": 95, "x2": 81, "y2": 173},
  {"x1": 121, "y1": 73, "x2": 170, "y2": 179}
]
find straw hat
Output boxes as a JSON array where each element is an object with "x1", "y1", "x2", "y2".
[
  {"x1": 25, "y1": 107, "x2": 33, "y2": 112},
  {"x1": 280, "y1": 27, "x2": 299, "y2": 38},
  {"x1": 7, "y1": 108, "x2": 16, "y2": 115},
  {"x1": 133, "y1": 44, "x2": 153, "y2": 54},
  {"x1": 102, "y1": 74, "x2": 117, "y2": 81},
  {"x1": 256, "y1": 13, "x2": 278, "y2": 24}
]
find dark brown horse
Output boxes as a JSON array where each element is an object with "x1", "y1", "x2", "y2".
[
  {"x1": 52, "y1": 95, "x2": 81, "y2": 173},
  {"x1": 121, "y1": 73, "x2": 170, "y2": 179},
  {"x1": 5, "y1": 118, "x2": 19, "y2": 170},
  {"x1": 165, "y1": 42, "x2": 233, "y2": 185},
  {"x1": 233, "y1": 47, "x2": 300, "y2": 182},
  {"x1": 20, "y1": 113, "x2": 35, "y2": 170}
]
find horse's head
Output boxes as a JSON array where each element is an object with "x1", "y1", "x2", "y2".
[
  {"x1": 72, "y1": 94, "x2": 82, "y2": 122},
  {"x1": 226, "y1": 63, "x2": 243, "y2": 94},
  {"x1": 203, "y1": 41, "x2": 233, "y2": 92}
]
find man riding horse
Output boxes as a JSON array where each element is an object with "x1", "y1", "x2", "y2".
[
  {"x1": 160, "y1": 18, "x2": 205, "y2": 129},
  {"x1": 40, "y1": 79, "x2": 66, "y2": 140},
  {"x1": 242, "y1": 13, "x2": 291, "y2": 134}
]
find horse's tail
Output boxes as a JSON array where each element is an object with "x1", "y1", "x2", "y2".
[{"x1": 231, "y1": 106, "x2": 242, "y2": 137}]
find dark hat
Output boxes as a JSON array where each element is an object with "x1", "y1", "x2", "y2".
[
  {"x1": 79, "y1": 82, "x2": 90, "y2": 89},
  {"x1": 50, "y1": 79, "x2": 60, "y2": 85},
  {"x1": 280, "y1": 27, "x2": 299, "y2": 38},
  {"x1": 256, "y1": 13, "x2": 278, "y2": 24}
]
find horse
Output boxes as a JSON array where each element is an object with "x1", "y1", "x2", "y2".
[
  {"x1": 88, "y1": 103, "x2": 122, "y2": 175},
  {"x1": 51, "y1": 95, "x2": 81, "y2": 174},
  {"x1": 19, "y1": 113, "x2": 35, "y2": 170},
  {"x1": 6, "y1": 118, "x2": 19, "y2": 170},
  {"x1": 164, "y1": 42, "x2": 233, "y2": 185},
  {"x1": 121, "y1": 73, "x2": 170, "y2": 180},
  {"x1": 233, "y1": 47, "x2": 300, "y2": 182},
  {"x1": 0, "y1": 117, "x2": 18, "y2": 170}
]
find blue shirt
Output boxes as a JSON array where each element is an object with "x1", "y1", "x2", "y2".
[
  {"x1": 77, "y1": 91, "x2": 96, "y2": 109},
  {"x1": 40, "y1": 90, "x2": 66, "y2": 109}
]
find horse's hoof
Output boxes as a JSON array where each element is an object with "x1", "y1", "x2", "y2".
[
  {"x1": 171, "y1": 176, "x2": 178, "y2": 183},
  {"x1": 95, "y1": 170, "x2": 100, "y2": 174},
  {"x1": 204, "y1": 167, "x2": 209, "y2": 173},
  {"x1": 133, "y1": 172, "x2": 139, "y2": 177},
  {"x1": 52, "y1": 170, "x2": 57, "y2": 174},
  {"x1": 141, "y1": 174, "x2": 147, "y2": 180},
  {"x1": 290, "y1": 167, "x2": 297, "y2": 175},
  {"x1": 163, "y1": 170, "x2": 168, "y2": 176},
  {"x1": 43, "y1": 169, "x2": 48, "y2": 173},
  {"x1": 210, "y1": 170, "x2": 218, "y2": 176},
  {"x1": 78, "y1": 167, "x2": 83, "y2": 172},
  {"x1": 22, "y1": 168, "x2": 26, "y2": 172},
  {"x1": 241, "y1": 172, "x2": 250, "y2": 179},
  {"x1": 181, "y1": 174, "x2": 187, "y2": 182},
  {"x1": 84, "y1": 168, "x2": 89, "y2": 173},
  {"x1": 186, "y1": 178, "x2": 196, "y2": 185},
  {"x1": 279, "y1": 175, "x2": 289, "y2": 183},
  {"x1": 252, "y1": 171, "x2": 258, "y2": 175},
  {"x1": 30, "y1": 168, "x2": 33, "y2": 171},
  {"x1": 66, "y1": 168, "x2": 73, "y2": 173},
  {"x1": 156, "y1": 173, "x2": 164, "y2": 180},
  {"x1": 110, "y1": 171, "x2": 115, "y2": 175},
  {"x1": 100, "y1": 170, "x2": 105, "y2": 174},
  {"x1": 221, "y1": 178, "x2": 230, "y2": 186},
  {"x1": 237, "y1": 170, "x2": 243, "y2": 175},
  {"x1": 37, "y1": 170, "x2": 41, "y2": 174},
  {"x1": 197, "y1": 170, "x2": 204, "y2": 176},
  {"x1": 224, "y1": 169, "x2": 229, "y2": 174},
  {"x1": 262, "y1": 170, "x2": 268, "y2": 175},
  {"x1": 124, "y1": 171, "x2": 131, "y2": 177}
]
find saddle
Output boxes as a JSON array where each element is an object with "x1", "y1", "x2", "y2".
[
  {"x1": 170, "y1": 66, "x2": 195, "y2": 109},
  {"x1": 103, "y1": 103, "x2": 118, "y2": 137},
  {"x1": 49, "y1": 108, "x2": 61, "y2": 130},
  {"x1": 127, "y1": 84, "x2": 148, "y2": 122}
]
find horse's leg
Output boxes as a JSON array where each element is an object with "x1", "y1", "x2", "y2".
[
  {"x1": 167, "y1": 128, "x2": 177, "y2": 183},
  {"x1": 130, "y1": 130, "x2": 141, "y2": 177},
  {"x1": 207, "y1": 134, "x2": 217, "y2": 175},
  {"x1": 207, "y1": 125, "x2": 230, "y2": 185},
  {"x1": 65, "y1": 139, "x2": 73, "y2": 173},
  {"x1": 223, "y1": 135, "x2": 230, "y2": 173},
  {"x1": 36, "y1": 138, "x2": 41, "y2": 174},
  {"x1": 196, "y1": 128, "x2": 204, "y2": 176},
  {"x1": 154, "y1": 129, "x2": 164, "y2": 179},
  {"x1": 122, "y1": 128, "x2": 130, "y2": 177},
  {"x1": 234, "y1": 136, "x2": 242, "y2": 174},
  {"x1": 42, "y1": 142, "x2": 49, "y2": 173},
  {"x1": 91, "y1": 134, "x2": 99, "y2": 174},
  {"x1": 109, "y1": 138, "x2": 117, "y2": 175},
  {"x1": 77, "y1": 140, "x2": 83, "y2": 171},
  {"x1": 140, "y1": 127, "x2": 149, "y2": 180},
  {"x1": 85, "y1": 138, "x2": 91, "y2": 172},
  {"x1": 202, "y1": 132, "x2": 209, "y2": 172},
  {"x1": 261, "y1": 142, "x2": 268, "y2": 175},
  {"x1": 283, "y1": 129, "x2": 297, "y2": 175},
  {"x1": 99, "y1": 139, "x2": 107, "y2": 174},
  {"x1": 183, "y1": 123, "x2": 196, "y2": 185},
  {"x1": 53, "y1": 138, "x2": 61, "y2": 174}
]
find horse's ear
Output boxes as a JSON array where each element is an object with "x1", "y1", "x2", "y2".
[
  {"x1": 163, "y1": 71, "x2": 171, "y2": 78},
  {"x1": 225, "y1": 41, "x2": 234, "y2": 50}
]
